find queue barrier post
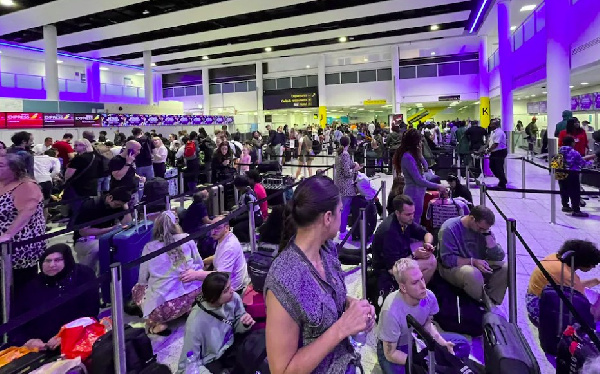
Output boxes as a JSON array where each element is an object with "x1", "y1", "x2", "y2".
[
  {"x1": 110, "y1": 263, "x2": 127, "y2": 374},
  {"x1": 360, "y1": 208, "x2": 367, "y2": 299},
  {"x1": 381, "y1": 180, "x2": 387, "y2": 221},
  {"x1": 521, "y1": 157, "x2": 526, "y2": 199},
  {"x1": 234, "y1": 187, "x2": 239, "y2": 206},
  {"x1": 165, "y1": 195, "x2": 171, "y2": 211},
  {"x1": 178, "y1": 172, "x2": 184, "y2": 195},
  {"x1": 1, "y1": 242, "x2": 12, "y2": 344},
  {"x1": 550, "y1": 168, "x2": 557, "y2": 225},
  {"x1": 457, "y1": 155, "x2": 462, "y2": 179},
  {"x1": 249, "y1": 201, "x2": 257, "y2": 253},
  {"x1": 465, "y1": 163, "x2": 470, "y2": 190},
  {"x1": 506, "y1": 218, "x2": 517, "y2": 324},
  {"x1": 480, "y1": 184, "x2": 487, "y2": 207}
]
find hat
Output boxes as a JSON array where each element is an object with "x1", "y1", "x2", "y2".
[
  {"x1": 108, "y1": 187, "x2": 132, "y2": 203},
  {"x1": 447, "y1": 174, "x2": 459, "y2": 183}
]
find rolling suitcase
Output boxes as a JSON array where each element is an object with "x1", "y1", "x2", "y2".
[
  {"x1": 112, "y1": 221, "x2": 154, "y2": 299},
  {"x1": 165, "y1": 167, "x2": 178, "y2": 196},
  {"x1": 99, "y1": 226, "x2": 126, "y2": 303},
  {"x1": 208, "y1": 185, "x2": 221, "y2": 217},
  {"x1": 483, "y1": 312, "x2": 540, "y2": 374},
  {"x1": 243, "y1": 285, "x2": 266, "y2": 331},
  {"x1": 218, "y1": 184, "x2": 225, "y2": 214},
  {"x1": 257, "y1": 160, "x2": 281, "y2": 173}
]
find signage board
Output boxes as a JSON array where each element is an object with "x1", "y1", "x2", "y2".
[
  {"x1": 0, "y1": 113, "x2": 5, "y2": 128},
  {"x1": 191, "y1": 115, "x2": 204, "y2": 126},
  {"x1": 6, "y1": 112, "x2": 43, "y2": 128},
  {"x1": 144, "y1": 114, "x2": 162, "y2": 126},
  {"x1": 439, "y1": 95, "x2": 461, "y2": 102},
  {"x1": 205, "y1": 116, "x2": 214, "y2": 125},
  {"x1": 102, "y1": 113, "x2": 126, "y2": 127},
  {"x1": 125, "y1": 114, "x2": 145, "y2": 126},
  {"x1": 538, "y1": 101, "x2": 547, "y2": 114},
  {"x1": 527, "y1": 102, "x2": 540, "y2": 114},
  {"x1": 43, "y1": 113, "x2": 75, "y2": 127},
  {"x1": 163, "y1": 115, "x2": 178, "y2": 126},
  {"x1": 364, "y1": 100, "x2": 387, "y2": 106},
  {"x1": 579, "y1": 94, "x2": 594, "y2": 110},
  {"x1": 263, "y1": 88, "x2": 319, "y2": 110},
  {"x1": 178, "y1": 115, "x2": 191, "y2": 126},
  {"x1": 571, "y1": 96, "x2": 580, "y2": 111},
  {"x1": 75, "y1": 114, "x2": 102, "y2": 127},
  {"x1": 595, "y1": 93, "x2": 600, "y2": 110}
]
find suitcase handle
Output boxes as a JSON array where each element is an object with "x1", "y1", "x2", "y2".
[
  {"x1": 406, "y1": 315, "x2": 436, "y2": 350},
  {"x1": 484, "y1": 325, "x2": 497, "y2": 346}
]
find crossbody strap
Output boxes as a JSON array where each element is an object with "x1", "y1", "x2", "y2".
[
  {"x1": 196, "y1": 300, "x2": 235, "y2": 327},
  {"x1": 67, "y1": 153, "x2": 97, "y2": 185}
]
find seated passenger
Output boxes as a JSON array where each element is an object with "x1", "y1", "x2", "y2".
[
  {"x1": 526, "y1": 240, "x2": 600, "y2": 327},
  {"x1": 377, "y1": 258, "x2": 470, "y2": 374},
  {"x1": 372, "y1": 195, "x2": 437, "y2": 297},
  {"x1": 72, "y1": 187, "x2": 133, "y2": 274},
  {"x1": 446, "y1": 174, "x2": 473, "y2": 204},
  {"x1": 229, "y1": 176, "x2": 264, "y2": 243},
  {"x1": 180, "y1": 190, "x2": 212, "y2": 234},
  {"x1": 178, "y1": 272, "x2": 255, "y2": 373},
  {"x1": 180, "y1": 216, "x2": 250, "y2": 293},
  {"x1": 438, "y1": 205, "x2": 507, "y2": 305},
  {"x1": 246, "y1": 169, "x2": 268, "y2": 220},
  {"x1": 386, "y1": 176, "x2": 405, "y2": 216},
  {"x1": 11, "y1": 244, "x2": 99, "y2": 349},
  {"x1": 132, "y1": 211, "x2": 204, "y2": 336}
]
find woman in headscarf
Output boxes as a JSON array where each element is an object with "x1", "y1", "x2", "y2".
[{"x1": 10, "y1": 244, "x2": 98, "y2": 350}]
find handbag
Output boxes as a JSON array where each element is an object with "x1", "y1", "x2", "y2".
[{"x1": 58, "y1": 317, "x2": 110, "y2": 360}]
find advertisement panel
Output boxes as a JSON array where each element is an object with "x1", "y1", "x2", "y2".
[
  {"x1": 43, "y1": 113, "x2": 75, "y2": 127},
  {"x1": 178, "y1": 115, "x2": 191, "y2": 126},
  {"x1": 125, "y1": 114, "x2": 145, "y2": 127},
  {"x1": 102, "y1": 113, "x2": 126, "y2": 127},
  {"x1": 191, "y1": 115, "x2": 204, "y2": 126},
  {"x1": 205, "y1": 116, "x2": 214, "y2": 125},
  {"x1": 571, "y1": 96, "x2": 580, "y2": 111},
  {"x1": 6, "y1": 113, "x2": 44, "y2": 128},
  {"x1": 0, "y1": 113, "x2": 4, "y2": 128},
  {"x1": 163, "y1": 115, "x2": 178, "y2": 126},
  {"x1": 145, "y1": 114, "x2": 162, "y2": 126},
  {"x1": 215, "y1": 116, "x2": 225, "y2": 125},
  {"x1": 579, "y1": 94, "x2": 594, "y2": 110},
  {"x1": 595, "y1": 93, "x2": 600, "y2": 110},
  {"x1": 263, "y1": 88, "x2": 319, "y2": 110},
  {"x1": 224, "y1": 116, "x2": 234, "y2": 124},
  {"x1": 74, "y1": 114, "x2": 102, "y2": 127}
]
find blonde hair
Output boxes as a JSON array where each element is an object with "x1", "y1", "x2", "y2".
[
  {"x1": 152, "y1": 137, "x2": 164, "y2": 148},
  {"x1": 75, "y1": 138, "x2": 94, "y2": 153},
  {"x1": 392, "y1": 258, "x2": 420, "y2": 285},
  {"x1": 153, "y1": 211, "x2": 186, "y2": 267}
]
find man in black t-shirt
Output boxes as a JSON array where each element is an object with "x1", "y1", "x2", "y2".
[
  {"x1": 131, "y1": 127, "x2": 155, "y2": 180},
  {"x1": 73, "y1": 187, "x2": 133, "y2": 274},
  {"x1": 66, "y1": 140, "x2": 101, "y2": 198},
  {"x1": 464, "y1": 121, "x2": 488, "y2": 177},
  {"x1": 110, "y1": 140, "x2": 144, "y2": 205}
]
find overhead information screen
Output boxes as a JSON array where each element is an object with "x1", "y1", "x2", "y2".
[
  {"x1": 6, "y1": 113, "x2": 44, "y2": 128},
  {"x1": 0, "y1": 113, "x2": 5, "y2": 128},
  {"x1": 145, "y1": 114, "x2": 162, "y2": 126},
  {"x1": 43, "y1": 113, "x2": 75, "y2": 127},
  {"x1": 263, "y1": 88, "x2": 319, "y2": 110},
  {"x1": 102, "y1": 113, "x2": 126, "y2": 126},
  {"x1": 75, "y1": 114, "x2": 102, "y2": 127}
]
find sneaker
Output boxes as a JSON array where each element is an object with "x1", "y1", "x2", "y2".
[
  {"x1": 562, "y1": 206, "x2": 573, "y2": 213},
  {"x1": 572, "y1": 211, "x2": 589, "y2": 218}
]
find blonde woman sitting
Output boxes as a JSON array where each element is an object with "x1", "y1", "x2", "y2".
[{"x1": 132, "y1": 211, "x2": 204, "y2": 335}]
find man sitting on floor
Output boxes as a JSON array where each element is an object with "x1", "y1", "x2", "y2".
[
  {"x1": 438, "y1": 205, "x2": 507, "y2": 305},
  {"x1": 372, "y1": 195, "x2": 437, "y2": 299}
]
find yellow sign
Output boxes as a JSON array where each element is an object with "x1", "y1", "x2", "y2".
[
  {"x1": 364, "y1": 100, "x2": 387, "y2": 106},
  {"x1": 319, "y1": 106, "x2": 327, "y2": 128},
  {"x1": 480, "y1": 97, "x2": 490, "y2": 128}
]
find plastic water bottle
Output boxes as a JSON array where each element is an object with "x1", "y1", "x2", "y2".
[{"x1": 185, "y1": 351, "x2": 201, "y2": 374}]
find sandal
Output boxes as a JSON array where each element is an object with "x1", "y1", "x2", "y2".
[{"x1": 147, "y1": 323, "x2": 172, "y2": 336}]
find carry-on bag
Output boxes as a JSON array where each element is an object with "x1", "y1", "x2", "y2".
[
  {"x1": 88, "y1": 326, "x2": 155, "y2": 374},
  {"x1": 0, "y1": 351, "x2": 60, "y2": 374},
  {"x1": 242, "y1": 285, "x2": 267, "y2": 331},
  {"x1": 555, "y1": 323, "x2": 600, "y2": 374},
  {"x1": 235, "y1": 330, "x2": 270, "y2": 374},
  {"x1": 98, "y1": 226, "x2": 126, "y2": 303},
  {"x1": 112, "y1": 220, "x2": 154, "y2": 298},
  {"x1": 257, "y1": 160, "x2": 281, "y2": 174},
  {"x1": 247, "y1": 243, "x2": 278, "y2": 293}
]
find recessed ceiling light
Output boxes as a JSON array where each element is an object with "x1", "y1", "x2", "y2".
[
  {"x1": 530, "y1": 94, "x2": 536, "y2": 97},
  {"x1": 581, "y1": 82, "x2": 589, "y2": 85},
  {"x1": 339, "y1": 36, "x2": 347, "y2": 43},
  {"x1": 542, "y1": 91, "x2": 547, "y2": 94},
  {"x1": 100, "y1": 67, "x2": 109, "y2": 71},
  {"x1": 510, "y1": 26, "x2": 517, "y2": 31},
  {"x1": 56, "y1": 60, "x2": 63, "y2": 64},
  {"x1": 306, "y1": 65, "x2": 310, "y2": 68},
  {"x1": 142, "y1": 10, "x2": 149, "y2": 15},
  {"x1": 0, "y1": 0, "x2": 16, "y2": 6},
  {"x1": 136, "y1": 73, "x2": 144, "y2": 76},
  {"x1": 430, "y1": 52, "x2": 436, "y2": 56},
  {"x1": 364, "y1": 58, "x2": 368, "y2": 62},
  {"x1": 265, "y1": 47, "x2": 272, "y2": 52},
  {"x1": 569, "y1": 85, "x2": 574, "y2": 88},
  {"x1": 151, "y1": 62, "x2": 156, "y2": 67},
  {"x1": 520, "y1": 4, "x2": 536, "y2": 12},
  {"x1": 202, "y1": 56, "x2": 209, "y2": 60},
  {"x1": 430, "y1": 25, "x2": 439, "y2": 31}
]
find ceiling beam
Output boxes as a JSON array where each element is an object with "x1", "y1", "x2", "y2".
[
  {"x1": 28, "y1": 0, "x2": 318, "y2": 50},
  {"x1": 123, "y1": 11, "x2": 470, "y2": 65},
  {"x1": 0, "y1": 0, "x2": 150, "y2": 35},
  {"x1": 89, "y1": 0, "x2": 467, "y2": 58}
]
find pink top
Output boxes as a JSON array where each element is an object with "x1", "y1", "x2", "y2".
[
  {"x1": 240, "y1": 154, "x2": 251, "y2": 172},
  {"x1": 254, "y1": 183, "x2": 268, "y2": 219}
]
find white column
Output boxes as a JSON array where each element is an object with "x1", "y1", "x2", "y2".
[
  {"x1": 202, "y1": 67, "x2": 210, "y2": 115},
  {"x1": 43, "y1": 25, "x2": 59, "y2": 101},
  {"x1": 256, "y1": 62, "x2": 264, "y2": 131},
  {"x1": 391, "y1": 45, "x2": 401, "y2": 114},
  {"x1": 318, "y1": 54, "x2": 327, "y2": 107},
  {"x1": 546, "y1": 0, "x2": 571, "y2": 139},
  {"x1": 498, "y1": 0, "x2": 513, "y2": 132},
  {"x1": 153, "y1": 73, "x2": 163, "y2": 103},
  {"x1": 479, "y1": 36, "x2": 491, "y2": 128},
  {"x1": 143, "y1": 50, "x2": 153, "y2": 105},
  {"x1": 86, "y1": 62, "x2": 101, "y2": 102}
]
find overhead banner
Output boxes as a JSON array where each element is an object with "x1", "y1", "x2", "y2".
[
  {"x1": 263, "y1": 88, "x2": 319, "y2": 110},
  {"x1": 6, "y1": 113, "x2": 43, "y2": 128},
  {"x1": 479, "y1": 97, "x2": 490, "y2": 128},
  {"x1": 74, "y1": 114, "x2": 102, "y2": 127},
  {"x1": 363, "y1": 100, "x2": 387, "y2": 106},
  {"x1": 0, "y1": 113, "x2": 5, "y2": 127},
  {"x1": 43, "y1": 113, "x2": 75, "y2": 127},
  {"x1": 319, "y1": 106, "x2": 327, "y2": 128}
]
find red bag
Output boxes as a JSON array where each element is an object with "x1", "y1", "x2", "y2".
[
  {"x1": 58, "y1": 317, "x2": 110, "y2": 360},
  {"x1": 184, "y1": 141, "x2": 196, "y2": 158},
  {"x1": 243, "y1": 285, "x2": 266, "y2": 331}
]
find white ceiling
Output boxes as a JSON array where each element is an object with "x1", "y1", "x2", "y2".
[{"x1": 479, "y1": 0, "x2": 543, "y2": 48}]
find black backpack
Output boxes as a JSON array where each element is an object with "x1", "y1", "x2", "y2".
[
  {"x1": 312, "y1": 139, "x2": 322, "y2": 155},
  {"x1": 247, "y1": 244, "x2": 278, "y2": 292},
  {"x1": 142, "y1": 178, "x2": 170, "y2": 213},
  {"x1": 235, "y1": 330, "x2": 270, "y2": 374},
  {"x1": 88, "y1": 326, "x2": 155, "y2": 374}
]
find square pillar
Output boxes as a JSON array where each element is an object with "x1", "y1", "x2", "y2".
[
  {"x1": 43, "y1": 25, "x2": 59, "y2": 101},
  {"x1": 143, "y1": 50, "x2": 153, "y2": 105}
]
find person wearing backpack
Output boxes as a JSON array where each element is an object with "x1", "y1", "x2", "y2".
[
  {"x1": 93, "y1": 141, "x2": 114, "y2": 194},
  {"x1": 556, "y1": 136, "x2": 596, "y2": 217},
  {"x1": 131, "y1": 127, "x2": 155, "y2": 181},
  {"x1": 183, "y1": 132, "x2": 201, "y2": 192},
  {"x1": 198, "y1": 128, "x2": 216, "y2": 183}
]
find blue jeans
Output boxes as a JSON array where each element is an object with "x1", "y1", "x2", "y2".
[
  {"x1": 136, "y1": 165, "x2": 155, "y2": 180},
  {"x1": 97, "y1": 176, "x2": 110, "y2": 194},
  {"x1": 339, "y1": 196, "x2": 353, "y2": 234},
  {"x1": 376, "y1": 333, "x2": 470, "y2": 374}
]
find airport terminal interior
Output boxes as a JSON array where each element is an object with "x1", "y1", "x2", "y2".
[{"x1": 1, "y1": 0, "x2": 600, "y2": 373}]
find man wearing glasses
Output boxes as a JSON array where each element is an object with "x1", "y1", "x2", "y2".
[{"x1": 438, "y1": 205, "x2": 508, "y2": 306}]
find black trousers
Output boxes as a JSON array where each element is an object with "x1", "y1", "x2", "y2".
[
  {"x1": 204, "y1": 332, "x2": 249, "y2": 374},
  {"x1": 153, "y1": 162, "x2": 166, "y2": 179},
  {"x1": 489, "y1": 149, "x2": 508, "y2": 187},
  {"x1": 558, "y1": 172, "x2": 581, "y2": 212}
]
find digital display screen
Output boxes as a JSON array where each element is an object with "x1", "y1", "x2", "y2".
[
  {"x1": 205, "y1": 116, "x2": 215, "y2": 125},
  {"x1": 6, "y1": 112, "x2": 44, "y2": 128},
  {"x1": 126, "y1": 114, "x2": 145, "y2": 127},
  {"x1": 145, "y1": 115, "x2": 162, "y2": 126},
  {"x1": 263, "y1": 88, "x2": 319, "y2": 110},
  {"x1": 0, "y1": 113, "x2": 6, "y2": 128},
  {"x1": 179, "y1": 115, "x2": 191, "y2": 126},
  {"x1": 571, "y1": 96, "x2": 580, "y2": 111},
  {"x1": 102, "y1": 113, "x2": 126, "y2": 127},
  {"x1": 75, "y1": 114, "x2": 102, "y2": 127},
  {"x1": 191, "y1": 115, "x2": 204, "y2": 126},
  {"x1": 163, "y1": 115, "x2": 178, "y2": 126},
  {"x1": 215, "y1": 116, "x2": 225, "y2": 125},
  {"x1": 225, "y1": 116, "x2": 234, "y2": 124},
  {"x1": 579, "y1": 94, "x2": 594, "y2": 110},
  {"x1": 43, "y1": 113, "x2": 75, "y2": 127}
]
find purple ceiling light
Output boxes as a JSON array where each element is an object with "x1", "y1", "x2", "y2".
[{"x1": 468, "y1": 0, "x2": 491, "y2": 34}]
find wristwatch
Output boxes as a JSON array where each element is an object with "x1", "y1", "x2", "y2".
[{"x1": 125, "y1": 163, "x2": 132, "y2": 167}]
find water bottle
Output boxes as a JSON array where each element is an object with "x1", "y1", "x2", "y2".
[{"x1": 185, "y1": 351, "x2": 201, "y2": 374}]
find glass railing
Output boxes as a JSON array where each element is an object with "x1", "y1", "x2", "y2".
[
  {"x1": 101, "y1": 83, "x2": 145, "y2": 98},
  {"x1": 487, "y1": 1, "x2": 546, "y2": 72}
]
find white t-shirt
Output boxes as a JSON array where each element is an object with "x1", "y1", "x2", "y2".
[
  {"x1": 214, "y1": 232, "x2": 250, "y2": 291},
  {"x1": 33, "y1": 144, "x2": 50, "y2": 156},
  {"x1": 34, "y1": 155, "x2": 61, "y2": 183},
  {"x1": 489, "y1": 128, "x2": 507, "y2": 151}
]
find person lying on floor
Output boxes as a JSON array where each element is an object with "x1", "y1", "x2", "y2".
[
  {"x1": 177, "y1": 272, "x2": 255, "y2": 373},
  {"x1": 132, "y1": 211, "x2": 204, "y2": 336}
]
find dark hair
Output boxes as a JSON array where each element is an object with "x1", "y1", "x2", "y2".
[
  {"x1": 393, "y1": 128, "x2": 423, "y2": 173},
  {"x1": 259, "y1": 205, "x2": 285, "y2": 246},
  {"x1": 198, "y1": 128, "x2": 208, "y2": 138},
  {"x1": 337, "y1": 136, "x2": 350, "y2": 155},
  {"x1": 470, "y1": 205, "x2": 495, "y2": 225},
  {"x1": 45, "y1": 148, "x2": 57, "y2": 157},
  {"x1": 447, "y1": 174, "x2": 460, "y2": 184},
  {"x1": 63, "y1": 133, "x2": 73, "y2": 139},
  {"x1": 392, "y1": 194, "x2": 414, "y2": 213},
  {"x1": 82, "y1": 130, "x2": 95, "y2": 143},
  {"x1": 132, "y1": 127, "x2": 143, "y2": 136},
  {"x1": 108, "y1": 186, "x2": 132, "y2": 203},
  {"x1": 44, "y1": 137, "x2": 52, "y2": 142},
  {"x1": 189, "y1": 131, "x2": 198, "y2": 141},
  {"x1": 562, "y1": 135, "x2": 575, "y2": 147},
  {"x1": 105, "y1": 141, "x2": 114, "y2": 147},
  {"x1": 100, "y1": 131, "x2": 107, "y2": 136},
  {"x1": 246, "y1": 169, "x2": 262, "y2": 183},
  {"x1": 558, "y1": 240, "x2": 600, "y2": 269},
  {"x1": 233, "y1": 134, "x2": 241, "y2": 142},
  {"x1": 181, "y1": 136, "x2": 189, "y2": 144},
  {"x1": 281, "y1": 176, "x2": 340, "y2": 249},
  {"x1": 202, "y1": 272, "x2": 230, "y2": 304},
  {"x1": 233, "y1": 175, "x2": 250, "y2": 188},
  {"x1": 11, "y1": 131, "x2": 31, "y2": 146},
  {"x1": 390, "y1": 175, "x2": 405, "y2": 195},
  {"x1": 170, "y1": 133, "x2": 178, "y2": 140},
  {"x1": 0, "y1": 141, "x2": 5, "y2": 149}
]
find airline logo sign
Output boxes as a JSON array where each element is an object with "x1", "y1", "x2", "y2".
[
  {"x1": 363, "y1": 100, "x2": 387, "y2": 106},
  {"x1": 43, "y1": 113, "x2": 75, "y2": 127}
]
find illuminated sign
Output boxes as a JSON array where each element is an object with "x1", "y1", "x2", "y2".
[
  {"x1": 43, "y1": 113, "x2": 75, "y2": 127},
  {"x1": 6, "y1": 112, "x2": 43, "y2": 128},
  {"x1": 263, "y1": 88, "x2": 319, "y2": 110},
  {"x1": 75, "y1": 114, "x2": 102, "y2": 127}
]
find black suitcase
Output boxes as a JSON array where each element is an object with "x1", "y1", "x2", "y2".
[
  {"x1": 365, "y1": 152, "x2": 376, "y2": 177},
  {"x1": 483, "y1": 312, "x2": 540, "y2": 374},
  {"x1": 0, "y1": 351, "x2": 60, "y2": 374},
  {"x1": 257, "y1": 160, "x2": 282, "y2": 173},
  {"x1": 349, "y1": 196, "x2": 377, "y2": 242}
]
